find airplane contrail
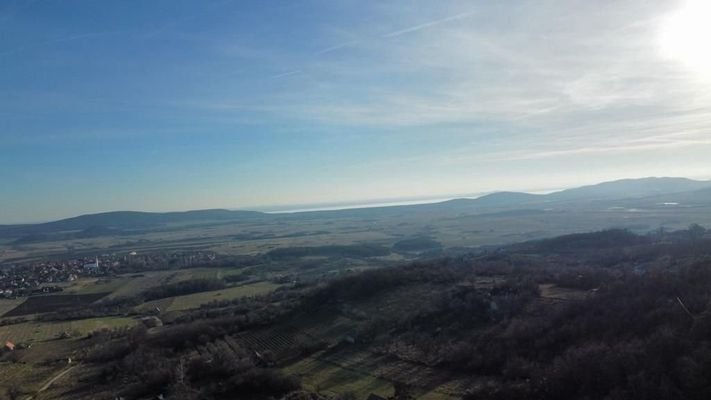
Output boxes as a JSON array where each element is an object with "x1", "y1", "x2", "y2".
[
  {"x1": 383, "y1": 11, "x2": 475, "y2": 38},
  {"x1": 316, "y1": 40, "x2": 359, "y2": 55},
  {"x1": 271, "y1": 69, "x2": 303, "y2": 79}
]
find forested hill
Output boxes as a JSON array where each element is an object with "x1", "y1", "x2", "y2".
[
  {"x1": 0, "y1": 209, "x2": 266, "y2": 238},
  {"x1": 65, "y1": 226, "x2": 711, "y2": 400}
]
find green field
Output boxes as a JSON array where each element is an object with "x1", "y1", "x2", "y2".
[
  {"x1": 166, "y1": 281, "x2": 281, "y2": 311},
  {"x1": 65, "y1": 267, "x2": 243, "y2": 299},
  {"x1": 0, "y1": 298, "x2": 24, "y2": 316},
  {"x1": 0, "y1": 316, "x2": 137, "y2": 343},
  {"x1": 164, "y1": 267, "x2": 231, "y2": 282},
  {"x1": 0, "y1": 362, "x2": 57, "y2": 394},
  {"x1": 64, "y1": 277, "x2": 132, "y2": 294},
  {"x1": 136, "y1": 281, "x2": 281, "y2": 313}
]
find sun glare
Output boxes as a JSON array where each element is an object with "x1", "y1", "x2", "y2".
[{"x1": 659, "y1": 0, "x2": 711, "y2": 74}]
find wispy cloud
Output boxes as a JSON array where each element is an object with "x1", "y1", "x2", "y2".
[
  {"x1": 269, "y1": 0, "x2": 711, "y2": 137},
  {"x1": 271, "y1": 69, "x2": 303, "y2": 79},
  {"x1": 382, "y1": 10, "x2": 475, "y2": 38},
  {"x1": 0, "y1": 30, "x2": 130, "y2": 57},
  {"x1": 244, "y1": 9, "x2": 477, "y2": 81},
  {"x1": 315, "y1": 40, "x2": 359, "y2": 55}
]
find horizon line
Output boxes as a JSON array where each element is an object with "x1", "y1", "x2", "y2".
[{"x1": 3, "y1": 175, "x2": 707, "y2": 225}]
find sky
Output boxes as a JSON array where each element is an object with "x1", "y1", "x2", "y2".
[{"x1": 1, "y1": 0, "x2": 711, "y2": 223}]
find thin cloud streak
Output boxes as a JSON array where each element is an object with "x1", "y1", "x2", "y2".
[
  {"x1": 271, "y1": 69, "x2": 303, "y2": 79},
  {"x1": 382, "y1": 11, "x2": 475, "y2": 38},
  {"x1": 0, "y1": 30, "x2": 130, "y2": 57},
  {"x1": 315, "y1": 40, "x2": 359, "y2": 55}
]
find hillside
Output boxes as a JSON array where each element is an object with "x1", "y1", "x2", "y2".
[
  {"x1": 546, "y1": 177, "x2": 711, "y2": 201},
  {"x1": 439, "y1": 177, "x2": 711, "y2": 209},
  {"x1": 0, "y1": 209, "x2": 266, "y2": 240},
  {"x1": 14, "y1": 227, "x2": 711, "y2": 400}
]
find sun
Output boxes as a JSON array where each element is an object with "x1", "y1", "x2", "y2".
[{"x1": 659, "y1": 0, "x2": 711, "y2": 74}]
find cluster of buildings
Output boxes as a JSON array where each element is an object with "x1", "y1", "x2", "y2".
[
  {"x1": 0, "y1": 256, "x2": 111, "y2": 298},
  {"x1": 0, "y1": 250, "x2": 222, "y2": 299}
]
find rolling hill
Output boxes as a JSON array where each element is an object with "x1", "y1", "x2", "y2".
[
  {"x1": 2, "y1": 177, "x2": 710, "y2": 243},
  {"x1": 435, "y1": 177, "x2": 711, "y2": 210},
  {"x1": 0, "y1": 209, "x2": 266, "y2": 240}
]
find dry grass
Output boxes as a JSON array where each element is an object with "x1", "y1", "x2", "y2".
[{"x1": 0, "y1": 316, "x2": 137, "y2": 344}]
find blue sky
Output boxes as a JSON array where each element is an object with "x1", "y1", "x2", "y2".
[{"x1": 1, "y1": 0, "x2": 711, "y2": 223}]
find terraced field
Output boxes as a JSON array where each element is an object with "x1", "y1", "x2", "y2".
[
  {"x1": 284, "y1": 354, "x2": 394, "y2": 398},
  {"x1": 235, "y1": 283, "x2": 478, "y2": 399},
  {"x1": 237, "y1": 326, "x2": 307, "y2": 360},
  {"x1": 283, "y1": 347, "x2": 472, "y2": 400}
]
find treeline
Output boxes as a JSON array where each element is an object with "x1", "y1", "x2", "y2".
[
  {"x1": 142, "y1": 278, "x2": 226, "y2": 302},
  {"x1": 392, "y1": 236, "x2": 443, "y2": 252},
  {"x1": 267, "y1": 244, "x2": 391, "y2": 259},
  {"x1": 532, "y1": 228, "x2": 648, "y2": 252},
  {"x1": 90, "y1": 325, "x2": 299, "y2": 400},
  {"x1": 80, "y1": 286, "x2": 308, "y2": 400},
  {"x1": 304, "y1": 260, "x2": 465, "y2": 306},
  {"x1": 114, "y1": 252, "x2": 261, "y2": 273},
  {"x1": 296, "y1": 227, "x2": 711, "y2": 399},
  {"x1": 456, "y1": 258, "x2": 711, "y2": 400}
]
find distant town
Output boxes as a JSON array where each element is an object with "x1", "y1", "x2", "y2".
[{"x1": 0, "y1": 251, "x2": 219, "y2": 299}]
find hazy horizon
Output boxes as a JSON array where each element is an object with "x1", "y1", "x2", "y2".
[
  {"x1": 4, "y1": 175, "x2": 711, "y2": 224},
  {"x1": 2, "y1": 0, "x2": 711, "y2": 223}
]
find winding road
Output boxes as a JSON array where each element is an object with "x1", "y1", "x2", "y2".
[{"x1": 24, "y1": 364, "x2": 77, "y2": 400}]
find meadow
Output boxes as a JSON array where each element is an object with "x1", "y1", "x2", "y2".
[
  {"x1": 137, "y1": 280, "x2": 281, "y2": 312},
  {"x1": 0, "y1": 316, "x2": 136, "y2": 343},
  {"x1": 3, "y1": 293, "x2": 109, "y2": 317}
]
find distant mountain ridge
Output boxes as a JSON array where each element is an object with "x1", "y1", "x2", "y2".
[
  {"x1": 449, "y1": 191, "x2": 542, "y2": 207},
  {"x1": 448, "y1": 177, "x2": 711, "y2": 209},
  {"x1": 546, "y1": 177, "x2": 711, "y2": 201},
  {"x1": 2, "y1": 177, "x2": 710, "y2": 240},
  {"x1": 0, "y1": 209, "x2": 265, "y2": 239}
]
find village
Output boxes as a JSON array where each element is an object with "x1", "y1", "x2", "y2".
[{"x1": 0, "y1": 250, "x2": 220, "y2": 299}]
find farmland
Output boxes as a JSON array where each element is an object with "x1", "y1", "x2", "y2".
[
  {"x1": 0, "y1": 362, "x2": 56, "y2": 395},
  {"x1": 3, "y1": 293, "x2": 109, "y2": 317},
  {"x1": 5, "y1": 180, "x2": 711, "y2": 267},
  {"x1": 284, "y1": 354, "x2": 394, "y2": 399},
  {"x1": 0, "y1": 298, "x2": 24, "y2": 316},
  {"x1": 231, "y1": 282, "x2": 482, "y2": 399},
  {"x1": 104, "y1": 270, "x2": 192, "y2": 299},
  {"x1": 0, "y1": 266, "x2": 281, "y2": 320},
  {"x1": 164, "y1": 281, "x2": 281, "y2": 311},
  {"x1": 62, "y1": 277, "x2": 130, "y2": 295},
  {"x1": 66, "y1": 267, "x2": 242, "y2": 299},
  {"x1": 136, "y1": 280, "x2": 281, "y2": 312},
  {"x1": 0, "y1": 316, "x2": 137, "y2": 343}
]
